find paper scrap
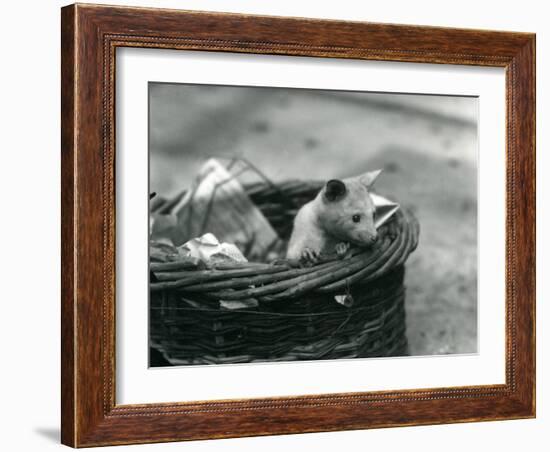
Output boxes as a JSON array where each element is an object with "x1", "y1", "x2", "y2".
[
  {"x1": 371, "y1": 193, "x2": 400, "y2": 229},
  {"x1": 171, "y1": 158, "x2": 281, "y2": 261},
  {"x1": 179, "y1": 233, "x2": 248, "y2": 263}
]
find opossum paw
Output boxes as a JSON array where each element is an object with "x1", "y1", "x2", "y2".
[
  {"x1": 335, "y1": 242, "x2": 350, "y2": 258},
  {"x1": 300, "y1": 247, "x2": 320, "y2": 266}
]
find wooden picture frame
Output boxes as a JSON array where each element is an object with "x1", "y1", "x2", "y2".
[{"x1": 61, "y1": 3, "x2": 535, "y2": 447}]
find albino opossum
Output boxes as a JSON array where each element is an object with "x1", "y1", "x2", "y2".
[{"x1": 286, "y1": 170, "x2": 382, "y2": 263}]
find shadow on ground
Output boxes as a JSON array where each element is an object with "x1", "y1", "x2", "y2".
[{"x1": 34, "y1": 427, "x2": 59, "y2": 443}]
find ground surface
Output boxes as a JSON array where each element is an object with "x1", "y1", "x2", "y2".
[{"x1": 150, "y1": 84, "x2": 478, "y2": 356}]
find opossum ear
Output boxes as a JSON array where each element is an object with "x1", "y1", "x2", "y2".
[
  {"x1": 324, "y1": 179, "x2": 347, "y2": 202},
  {"x1": 359, "y1": 169, "x2": 383, "y2": 188}
]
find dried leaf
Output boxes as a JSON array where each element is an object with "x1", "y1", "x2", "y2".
[
  {"x1": 335, "y1": 294, "x2": 354, "y2": 307},
  {"x1": 219, "y1": 298, "x2": 259, "y2": 310},
  {"x1": 150, "y1": 240, "x2": 180, "y2": 263}
]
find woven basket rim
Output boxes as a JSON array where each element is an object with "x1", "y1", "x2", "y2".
[{"x1": 150, "y1": 179, "x2": 419, "y2": 302}]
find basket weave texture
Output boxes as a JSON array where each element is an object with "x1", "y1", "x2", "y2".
[{"x1": 150, "y1": 180, "x2": 420, "y2": 365}]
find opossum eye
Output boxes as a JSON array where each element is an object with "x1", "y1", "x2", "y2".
[{"x1": 352, "y1": 214, "x2": 361, "y2": 223}]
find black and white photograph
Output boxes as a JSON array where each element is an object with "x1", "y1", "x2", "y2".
[
  {"x1": 148, "y1": 83, "x2": 478, "y2": 367},
  {"x1": 0, "y1": 0, "x2": 543, "y2": 449}
]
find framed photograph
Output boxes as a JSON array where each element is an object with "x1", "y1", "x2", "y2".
[{"x1": 61, "y1": 4, "x2": 535, "y2": 447}]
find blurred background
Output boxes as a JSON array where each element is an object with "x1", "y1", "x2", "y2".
[{"x1": 149, "y1": 83, "x2": 478, "y2": 357}]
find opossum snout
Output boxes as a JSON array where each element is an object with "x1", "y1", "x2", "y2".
[{"x1": 352, "y1": 231, "x2": 378, "y2": 247}]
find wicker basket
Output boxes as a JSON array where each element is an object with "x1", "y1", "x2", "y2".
[{"x1": 150, "y1": 180, "x2": 420, "y2": 365}]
